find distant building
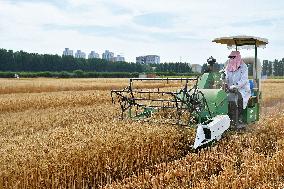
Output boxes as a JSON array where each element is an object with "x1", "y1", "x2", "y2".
[
  {"x1": 62, "y1": 48, "x2": 73, "y2": 56},
  {"x1": 75, "y1": 50, "x2": 86, "y2": 59},
  {"x1": 136, "y1": 56, "x2": 145, "y2": 64},
  {"x1": 191, "y1": 64, "x2": 202, "y2": 73},
  {"x1": 139, "y1": 73, "x2": 157, "y2": 78},
  {"x1": 88, "y1": 51, "x2": 100, "y2": 59},
  {"x1": 136, "y1": 55, "x2": 160, "y2": 64},
  {"x1": 102, "y1": 50, "x2": 114, "y2": 61},
  {"x1": 113, "y1": 55, "x2": 125, "y2": 62}
]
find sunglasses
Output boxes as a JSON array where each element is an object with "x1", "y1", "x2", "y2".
[{"x1": 229, "y1": 56, "x2": 236, "y2": 59}]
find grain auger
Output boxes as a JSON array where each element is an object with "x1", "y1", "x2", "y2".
[{"x1": 111, "y1": 35, "x2": 268, "y2": 149}]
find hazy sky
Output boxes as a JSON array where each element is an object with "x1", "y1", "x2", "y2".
[{"x1": 0, "y1": 0, "x2": 283, "y2": 64}]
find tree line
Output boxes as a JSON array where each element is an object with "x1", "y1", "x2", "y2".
[
  {"x1": 2, "y1": 49, "x2": 283, "y2": 78},
  {"x1": 0, "y1": 49, "x2": 192, "y2": 74},
  {"x1": 262, "y1": 59, "x2": 284, "y2": 76}
]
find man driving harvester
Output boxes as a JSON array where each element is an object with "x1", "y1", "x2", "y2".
[{"x1": 226, "y1": 50, "x2": 251, "y2": 128}]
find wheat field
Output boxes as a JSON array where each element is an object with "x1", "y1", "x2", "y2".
[{"x1": 0, "y1": 78, "x2": 283, "y2": 188}]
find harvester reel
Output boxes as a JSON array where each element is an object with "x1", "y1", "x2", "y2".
[{"x1": 111, "y1": 78, "x2": 211, "y2": 126}]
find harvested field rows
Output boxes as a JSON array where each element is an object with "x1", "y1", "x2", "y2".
[
  {"x1": 105, "y1": 114, "x2": 284, "y2": 189},
  {"x1": 0, "y1": 78, "x2": 283, "y2": 188}
]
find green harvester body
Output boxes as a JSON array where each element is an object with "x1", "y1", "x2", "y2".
[{"x1": 197, "y1": 71, "x2": 260, "y2": 124}]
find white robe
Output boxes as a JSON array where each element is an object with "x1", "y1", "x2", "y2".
[{"x1": 225, "y1": 63, "x2": 251, "y2": 109}]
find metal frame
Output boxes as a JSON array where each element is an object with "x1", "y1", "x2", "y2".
[
  {"x1": 234, "y1": 38, "x2": 260, "y2": 90},
  {"x1": 111, "y1": 77, "x2": 212, "y2": 125}
]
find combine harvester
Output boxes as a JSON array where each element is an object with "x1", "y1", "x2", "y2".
[{"x1": 111, "y1": 36, "x2": 268, "y2": 149}]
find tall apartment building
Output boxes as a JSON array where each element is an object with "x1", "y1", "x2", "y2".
[
  {"x1": 75, "y1": 50, "x2": 86, "y2": 59},
  {"x1": 136, "y1": 55, "x2": 160, "y2": 64},
  {"x1": 191, "y1": 64, "x2": 202, "y2": 73},
  {"x1": 113, "y1": 55, "x2": 125, "y2": 62},
  {"x1": 88, "y1": 51, "x2": 100, "y2": 59},
  {"x1": 102, "y1": 50, "x2": 114, "y2": 61},
  {"x1": 62, "y1": 48, "x2": 73, "y2": 56}
]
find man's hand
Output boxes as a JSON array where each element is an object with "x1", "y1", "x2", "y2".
[{"x1": 229, "y1": 85, "x2": 238, "y2": 93}]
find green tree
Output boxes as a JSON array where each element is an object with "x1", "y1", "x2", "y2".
[
  {"x1": 268, "y1": 61, "x2": 273, "y2": 76},
  {"x1": 262, "y1": 60, "x2": 269, "y2": 76}
]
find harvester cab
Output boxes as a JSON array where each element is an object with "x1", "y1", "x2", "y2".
[{"x1": 111, "y1": 35, "x2": 268, "y2": 149}]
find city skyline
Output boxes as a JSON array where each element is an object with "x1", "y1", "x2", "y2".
[
  {"x1": 63, "y1": 48, "x2": 127, "y2": 62},
  {"x1": 63, "y1": 48, "x2": 162, "y2": 64},
  {"x1": 1, "y1": 0, "x2": 284, "y2": 65},
  {"x1": 62, "y1": 48, "x2": 161, "y2": 64}
]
